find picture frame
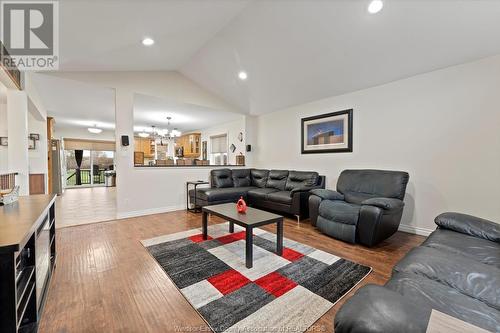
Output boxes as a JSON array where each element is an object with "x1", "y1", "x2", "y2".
[
  {"x1": 0, "y1": 137, "x2": 7, "y2": 146},
  {"x1": 29, "y1": 133, "x2": 40, "y2": 140},
  {"x1": 301, "y1": 109, "x2": 353, "y2": 154},
  {"x1": 28, "y1": 138, "x2": 36, "y2": 150}
]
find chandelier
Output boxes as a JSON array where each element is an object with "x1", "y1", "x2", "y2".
[
  {"x1": 138, "y1": 117, "x2": 181, "y2": 145},
  {"x1": 164, "y1": 117, "x2": 181, "y2": 139}
]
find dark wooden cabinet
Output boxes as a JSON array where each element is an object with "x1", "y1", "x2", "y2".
[
  {"x1": 28, "y1": 175, "x2": 45, "y2": 195},
  {"x1": 0, "y1": 195, "x2": 56, "y2": 333}
]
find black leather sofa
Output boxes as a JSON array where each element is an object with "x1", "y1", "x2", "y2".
[
  {"x1": 189, "y1": 168, "x2": 325, "y2": 221},
  {"x1": 335, "y1": 212, "x2": 500, "y2": 333},
  {"x1": 309, "y1": 169, "x2": 409, "y2": 246}
]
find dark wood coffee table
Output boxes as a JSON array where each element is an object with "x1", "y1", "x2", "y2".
[{"x1": 202, "y1": 203, "x2": 284, "y2": 268}]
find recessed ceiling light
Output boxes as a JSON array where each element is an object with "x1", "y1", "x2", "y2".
[
  {"x1": 87, "y1": 125, "x2": 102, "y2": 134},
  {"x1": 368, "y1": 0, "x2": 383, "y2": 14},
  {"x1": 238, "y1": 71, "x2": 248, "y2": 80},
  {"x1": 142, "y1": 37, "x2": 155, "y2": 46}
]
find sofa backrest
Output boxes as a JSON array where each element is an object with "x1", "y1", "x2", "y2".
[
  {"x1": 250, "y1": 169, "x2": 269, "y2": 188},
  {"x1": 285, "y1": 171, "x2": 320, "y2": 191},
  {"x1": 211, "y1": 168, "x2": 233, "y2": 188},
  {"x1": 265, "y1": 170, "x2": 289, "y2": 190},
  {"x1": 232, "y1": 169, "x2": 252, "y2": 187},
  {"x1": 337, "y1": 169, "x2": 409, "y2": 204}
]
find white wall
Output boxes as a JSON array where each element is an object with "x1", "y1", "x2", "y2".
[
  {"x1": 0, "y1": 103, "x2": 7, "y2": 173},
  {"x1": 7, "y1": 90, "x2": 30, "y2": 195},
  {"x1": 254, "y1": 55, "x2": 500, "y2": 233},
  {"x1": 198, "y1": 116, "x2": 245, "y2": 165},
  {"x1": 45, "y1": 71, "x2": 244, "y2": 217},
  {"x1": 27, "y1": 109, "x2": 48, "y2": 185}
]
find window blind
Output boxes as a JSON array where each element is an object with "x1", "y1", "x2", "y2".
[
  {"x1": 63, "y1": 138, "x2": 116, "y2": 151},
  {"x1": 210, "y1": 134, "x2": 227, "y2": 153}
]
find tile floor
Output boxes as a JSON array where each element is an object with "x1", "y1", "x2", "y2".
[{"x1": 56, "y1": 186, "x2": 116, "y2": 228}]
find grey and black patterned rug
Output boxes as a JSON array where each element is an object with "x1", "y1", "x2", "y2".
[{"x1": 142, "y1": 222, "x2": 371, "y2": 332}]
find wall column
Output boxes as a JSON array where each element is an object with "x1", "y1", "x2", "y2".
[
  {"x1": 7, "y1": 89, "x2": 29, "y2": 195},
  {"x1": 114, "y1": 89, "x2": 134, "y2": 216}
]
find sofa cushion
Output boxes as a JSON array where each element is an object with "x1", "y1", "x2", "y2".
[
  {"x1": 386, "y1": 272, "x2": 500, "y2": 333},
  {"x1": 319, "y1": 200, "x2": 360, "y2": 226},
  {"x1": 265, "y1": 170, "x2": 289, "y2": 190},
  {"x1": 423, "y1": 229, "x2": 500, "y2": 269},
  {"x1": 247, "y1": 188, "x2": 279, "y2": 201},
  {"x1": 211, "y1": 169, "x2": 233, "y2": 188},
  {"x1": 285, "y1": 171, "x2": 319, "y2": 190},
  {"x1": 232, "y1": 169, "x2": 252, "y2": 187},
  {"x1": 337, "y1": 169, "x2": 409, "y2": 201},
  {"x1": 393, "y1": 246, "x2": 500, "y2": 310},
  {"x1": 195, "y1": 187, "x2": 255, "y2": 202},
  {"x1": 250, "y1": 169, "x2": 269, "y2": 188},
  {"x1": 267, "y1": 191, "x2": 292, "y2": 204},
  {"x1": 343, "y1": 191, "x2": 377, "y2": 205}
]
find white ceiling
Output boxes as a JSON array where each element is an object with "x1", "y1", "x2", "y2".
[
  {"x1": 30, "y1": 73, "x2": 116, "y2": 131},
  {"x1": 180, "y1": 0, "x2": 500, "y2": 114},
  {"x1": 41, "y1": 0, "x2": 500, "y2": 115},
  {"x1": 58, "y1": 0, "x2": 249, "y2": 71},
  {"x1": 133, "y1": 93, "x2": 243, "y2": 133}
]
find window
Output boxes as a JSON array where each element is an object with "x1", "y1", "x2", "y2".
[
  {"x1": 64, "y1": 150, "x2": 114, "y2": 187},
  {"x1": 210, "y1": 134, "x2": 228, "y2": 165}
]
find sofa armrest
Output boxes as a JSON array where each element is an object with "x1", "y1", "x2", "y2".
[
  {"x1": 362, "y1": 197, "x2": 404, "y2": 211},
  {"x1": 435, "y1": 212, "x2": 500, "y2": 243},
  {"x1": 310, "y1": 189, "x2": 344, "y2": 201},
  {"x1": 334, "y1": 285, "x2": 430, "y2": 333}
]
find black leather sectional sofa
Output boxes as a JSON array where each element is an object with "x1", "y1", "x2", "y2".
[
  {"x1": 189, "y1": 168, "x2": 325, "y2": 221},
  {"x1": 334, "y1": 212, "x2": 500, "y2": 333}
]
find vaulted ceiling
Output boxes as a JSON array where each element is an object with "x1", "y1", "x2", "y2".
[{"x1": 56, "y1": 0, "x2": 500, "y2": 115}]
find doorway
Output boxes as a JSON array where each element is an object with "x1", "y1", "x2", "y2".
[{"x1": 64, "y1": 149, "x2": 114, "y2": 187}]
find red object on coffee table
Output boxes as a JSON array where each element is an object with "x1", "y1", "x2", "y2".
[{"x1": 236, "y1": 197, "x2": 247, "y2": 213}]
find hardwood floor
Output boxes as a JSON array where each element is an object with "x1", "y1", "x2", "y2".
[
  {"x1": 39, "y1": 210, "x2": 425, "y2": 333},
  {"x1": 56, "y1": 187, "x2": 116, "y2": 228}
]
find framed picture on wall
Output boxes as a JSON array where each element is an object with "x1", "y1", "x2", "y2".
[
  {"x1": 29, "y1": 133, "x2": 40, "y2": 140},
  {"x1": 301, "y1": 109, "x2": 353, "y2": 154}
]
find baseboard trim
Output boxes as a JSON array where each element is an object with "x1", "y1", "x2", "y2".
[
  {"x1": 398, "y1": 224, "x2": 434, "y2": 236},
  {"x1": 117, "y1": 205, "x2": 185, "y2": 219}
]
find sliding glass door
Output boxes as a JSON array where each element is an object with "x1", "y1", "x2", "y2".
[{"x1": 65, "y1": 150, "x2": 114, "y2": 187}]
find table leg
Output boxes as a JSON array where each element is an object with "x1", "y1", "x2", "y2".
[
  {"x1": 193, "y1": 184, "x2": 198, "y2": 212},
  {"x1": 246, "y1": 226, "x2": 253, "y2": 269},
  {"x1": 186, "y1": 183, "x2": 189, "y2": 211},
  {"x1": 277, "y1": 219, "x2": 283, "y2": 256},
  {"x1": 229, "y1": 221, "x2": 234, "y2": 233},
  {"x1": 202, "y1": 211, "x2": 208, "y2": 240}
]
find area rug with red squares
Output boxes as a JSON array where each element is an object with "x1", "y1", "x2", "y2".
[{"x1": 141, "y1": 222, "x2": 371, "y2": 333}]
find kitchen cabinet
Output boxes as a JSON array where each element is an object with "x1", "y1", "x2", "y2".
[
  {"x1": 176, "y1": 133, "x2": 200, "y2": 158},
  {"x1": 134, "y1": 137, "x2": 155, "y2": 158}
]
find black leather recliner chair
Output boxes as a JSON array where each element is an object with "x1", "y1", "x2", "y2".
[
  {"x1": 309, "y1": 169, "x2": 409, "y2": 246},
  {"x1": 189, "y1": 168, "x2": 325, "y2": 221}
]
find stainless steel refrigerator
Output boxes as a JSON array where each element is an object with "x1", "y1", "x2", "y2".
[{"x1": 50, "y1": 139, "x2": 63, "y2": 195}]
